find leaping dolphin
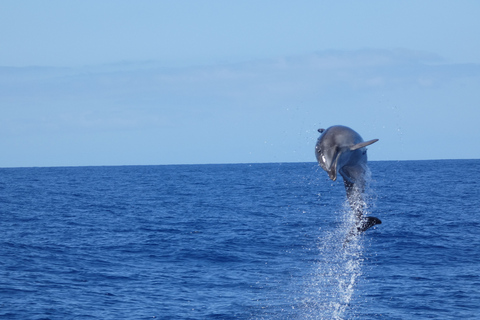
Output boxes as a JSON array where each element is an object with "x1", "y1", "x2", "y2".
[{"x1": 315, "y1": 125, "x2": 381, "y2": 234}]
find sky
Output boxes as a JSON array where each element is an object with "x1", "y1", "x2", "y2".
[{"x1": 1, "y1": 1, "x2": 480, "y2": 167}]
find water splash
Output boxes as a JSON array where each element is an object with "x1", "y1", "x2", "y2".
[{"x1": 301, "y1": 193, "x2": 373, "y2": 319}]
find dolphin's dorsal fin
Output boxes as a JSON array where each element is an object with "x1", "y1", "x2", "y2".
[
  {"x1": 318, "y1": 128, "x2": 325, "y2": 133},
  {"x1": 350, "y1": 139, "x2": 379, "y2": 151}
]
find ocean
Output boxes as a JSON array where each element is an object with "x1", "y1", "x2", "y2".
[{"x1": 0, "y1": 160, "x2": 479, "y2": 319}]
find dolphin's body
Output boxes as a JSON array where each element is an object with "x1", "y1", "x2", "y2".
[{"x1": 315, "y1": 125, "x2": 381, "y2": 234}]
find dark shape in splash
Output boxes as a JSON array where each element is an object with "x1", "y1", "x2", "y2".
[{"x1": 315, "y1": 125, "x2": 381, "y2": 237}]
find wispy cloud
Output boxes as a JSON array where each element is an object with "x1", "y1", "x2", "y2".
[{"x1": 1, "y1": 49, "x2": 480, "y2": 166}]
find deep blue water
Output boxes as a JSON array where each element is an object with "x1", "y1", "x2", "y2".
[{"x1": 0, "y1": 160, "x2": 479, "y2": 319}]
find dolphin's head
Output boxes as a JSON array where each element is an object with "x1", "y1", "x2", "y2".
[{"x1": 315, "y1": 125, "x2": 379, "y2": 183}]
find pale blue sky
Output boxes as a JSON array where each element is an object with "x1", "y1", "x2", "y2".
[{"x1": 1, "y1": 1, "x2": 480, "y2": 167}]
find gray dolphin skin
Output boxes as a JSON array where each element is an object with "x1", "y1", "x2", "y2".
[{"x1": 315, "y1": 125, "x2": 381, "y2": 234}]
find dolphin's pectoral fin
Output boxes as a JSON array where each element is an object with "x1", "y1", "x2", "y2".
[
  {"x1": 357, "y1": 216, "x2": 382, "y2": 233},
  {"x1": 339, "y1": 167, "x2": 355, "y2": 185},
  {"x1": 350, "y1": 139, "x2": 379, "y2": 151}
]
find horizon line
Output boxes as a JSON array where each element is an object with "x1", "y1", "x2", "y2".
[{"x1": 1, "y1": 158, "x2": 478, "y2": 170}]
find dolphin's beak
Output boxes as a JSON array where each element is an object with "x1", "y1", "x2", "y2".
[
  {"x1": 326, "y1": 150, "x2": 341, "y2": 181},
  {"x1": 328, "y1": 170, "x2": 337, "y2": 181}
]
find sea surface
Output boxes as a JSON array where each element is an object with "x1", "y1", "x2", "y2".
[{"x1": 0, "y1": 160, "x2": 479, "y2": 319}]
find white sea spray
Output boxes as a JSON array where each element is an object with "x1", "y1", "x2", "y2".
[{"x1": 301, "y1": 173, "x2": 374, "y2": 319}]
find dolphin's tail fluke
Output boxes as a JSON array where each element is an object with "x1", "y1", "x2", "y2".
[
  {"x1": 344, "y1": 216, "x2": 382, "y2": 245},
  {"x1": 356, "y1": 216, "x2": 382, "y2": 233}
]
